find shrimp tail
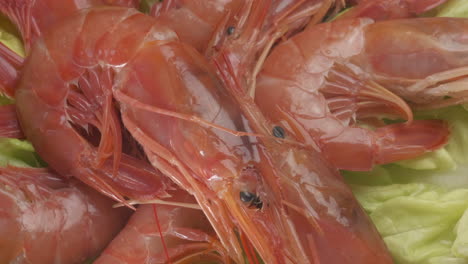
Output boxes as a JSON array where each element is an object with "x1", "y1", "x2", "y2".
[
  {"x1": 322, "y1": 119, "x2": 450, "y2": 171},
  {"x1": 374, "y1": 119, "x2": 450, "y2": 165},
  {"x1": 0, "y1": 104, "x2": 23, "y2": 138}
]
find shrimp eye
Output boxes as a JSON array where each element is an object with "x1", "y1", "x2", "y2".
[
  {"x1": 240, "y1": 191, "x2": 255, "y2": 203},
  {"x1": 272, "y1": 126, "x2": 285, "y2": 138},
  {"x1": 240, "y1": 191, "x2": 263, "y2": 209},
  {"x1": 227, "y1": 26, "x2": 235, "y2": 35}
]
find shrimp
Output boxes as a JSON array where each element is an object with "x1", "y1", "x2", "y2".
[
  {"x1": 112, "y1": 1, "x2": 392, "y2": 263},
  {"x1": 0, "y1": 0, "x2": 347, "y2": 201},
  {"x1": 11, "y1": 1, "x2": 391, "y2": 263},
  {"x1": 251, "y1": 17, "x2": 450, "y2": 171},
  {"x1": 95, "y1": 191, "x2": 230, "y2": 264},
  {"x1": 0, "y1": 2, "x2": 179, "y2": 207},
  {"x1": 0, "y1": 166, "x2": 131, "y2": 264}
]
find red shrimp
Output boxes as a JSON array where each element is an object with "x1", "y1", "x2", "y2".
[
  {"x1": 111, "y1": 1, "x2": 392, "y2": 263},
  {"x1": 11, "y1": 2, "x2": 391, "y2": 263},
  {"x1": 10, "y1": 5, "x2": 242, "y2": 261},
  {"x1": 0, "y1": 166, "x2": 130, "y2": 264},
  {"x1": 95, "y1": 191, "x2": 230, "y2": 264},
  {"x1": 1, "y1": 2, "x2": 179, "y2": 207},
  {"x1": 252, "y1": 17, "x2": 450, "y2": 171}
]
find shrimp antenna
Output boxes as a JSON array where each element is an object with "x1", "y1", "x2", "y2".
[{"x1": 152, "y1": 204, "x2": 173, "y2": 264}]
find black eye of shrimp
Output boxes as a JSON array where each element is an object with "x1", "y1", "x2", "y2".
[
  {"x1": 227, "y1": 26, "x2": 235, "y2": 35},
  {"x1": 272, "y1": 126, "x2": 285, "y2": 139},
  {"x1": 240, "y1": 191, "x2": 263, "y2": 209}
]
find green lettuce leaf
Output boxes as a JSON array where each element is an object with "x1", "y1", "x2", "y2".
[
  {"x1": 345, "y1": 106, "x2": 468, "y2": 264},
  {"x1": 429, "y1": 0, "x2": 468, "y2": 18},
  {"x1": 0, "y1": 138, "x2": 44, "y2": 167},
  {"x1": 0, "y1": 15, "x2": 24, "y2": 57}
]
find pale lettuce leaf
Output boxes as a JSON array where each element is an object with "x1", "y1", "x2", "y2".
[
  {"x1": 0, "y1": 14, "x2": 43, "y2": 168},
  {"x1": 345, "y1": 105, "x2": 468, "y2": 264},
  {"x1": 430, "y1": 0, "x2": 468, "y2": 18}
]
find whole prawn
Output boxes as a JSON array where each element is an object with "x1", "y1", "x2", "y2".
[
  {"x1": 112, "y1": 1, "x2": 393, "y2": 263},
  {"x1": 0, "y1": 166, "x2": 130, "y2": 264},
  {"x1": 6, "y1": 2, "x2": 396, "y2": 264}
]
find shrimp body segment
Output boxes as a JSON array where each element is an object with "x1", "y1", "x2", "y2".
[
  {"x1": 255, "y1": 18, "x2": 450, "y2": 171},
  {"x1": 0, "y1": 166, "x2": 130, "y2": 264}
]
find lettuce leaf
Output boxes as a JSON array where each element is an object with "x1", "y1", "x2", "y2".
[
  {"x1": 345, "y1": 107, "x2": 468, "y2": 264},
  {"x1": 0, "y1": 15, "x2": 24, "y2": 57},
  {"x1": 429, "y1": 0, "x2": 468, "y2": 18}
]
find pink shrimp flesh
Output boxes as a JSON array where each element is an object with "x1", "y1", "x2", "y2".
[{"x1": 0, "y1": 166, "x2": 131, "y2": 264}]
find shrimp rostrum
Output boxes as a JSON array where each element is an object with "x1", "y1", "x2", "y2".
[{"x1": 11, "y1": 3, "x2": 394, "y2": 264}]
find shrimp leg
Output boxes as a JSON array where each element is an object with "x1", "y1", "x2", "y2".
[{"x1": 0, "y1": 104, "x2": 22, "y2": 138}]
